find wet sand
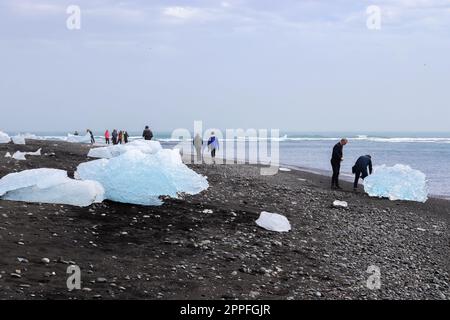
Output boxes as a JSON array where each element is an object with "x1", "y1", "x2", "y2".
[{"x1": 0, "y1": 140, "x2": 449, "y2": 300}]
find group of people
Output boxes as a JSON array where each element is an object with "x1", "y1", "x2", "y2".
[
  {"x1": 331, "y1": 138, "x2": 373, "y2": 191},
  {"x1": 193, "y1": 132, "x2": 220, "y2": 162},
  {"x1": 104, "y1": 129, "x2": 130, "y2": 145}
]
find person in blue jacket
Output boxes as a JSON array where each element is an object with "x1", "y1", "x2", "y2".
[
  {"x1": 352, "y1": 155, "x2": 373, "y2": 191},
  {"x1": 207, "y1": 132, "x2": 219, "y2": 162}
]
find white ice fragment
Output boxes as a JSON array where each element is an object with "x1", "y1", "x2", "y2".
[
  {"x1": 11, "y1": 148, "x2": 42, "y2": 160},
  {"x1": 12, "y1": 151, "x2": 27, "y2": 161},
  {"x1": 202, "y1": 209, "x2": 213, "y2": 214},
  {"x1": 256, "y1": 211, "x2": 291, "y2": 232},
  {"x1": 26, "y1": 148, "x2": 41, "y2": 156},
  {"x1": 76, "y1": 148, "x2": 208, "y2": 206},
  {"x1": 0, "y1": 131, "x2": 11, "y2": 144},
  {"x1": 279, "y1": 167, "x2": 291, "y2": 172},
  {"x1": 364, "y1": 164, "x2": 428, "y2": 202},
  {"x1": 333, "y1": 200, "x2": 348, "y2": 208},
  {"x1": 87, "y1": 140, "x2": 162, "y2": 159},
  {"x1": 0, "y1": 168, "x2": 104, "y2": 207},
  {"x1": 5, "y1": 152, "x2": 11, "y2": 158}
]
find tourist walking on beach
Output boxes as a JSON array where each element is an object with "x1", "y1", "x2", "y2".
[
  {"x1": 118, "y1": 131, "x2": 123, "y2": 144},
  {"x1": 112, "y1": 129, "x2": 118, "y2": 145},
  {"x1": 124, "y1": 131, "x2": 129, "y2": 144},
  {"x1": 207, "y1": 132, "x2": 219, "y2": 162},
  {"x1": 193, "y1": 133, "x2": 203, "y2": 161},
  {"x1": 331, "y1": 138, "x2": 348, "y2": 189},
  {"x1": 87, "y1": 129, "x2": 95, "y2": 144},
  {"x1": 143, "y1": 126, "x2": 153, "y2": 141},
  {"x1": 352, "y1": 155, "x2": 373, "y2": 191},
  {"x1": 105, "y1": 130, "x2": 110, "y2": 144}
]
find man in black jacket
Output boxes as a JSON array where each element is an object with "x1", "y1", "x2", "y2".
[
  {"x1": 352, "y1": 155, "x2": 373, "y2": 191},
  {"x1": 142, "y1": 126, "x2": 153, "y2": 141},
  {"x1": 330, "y1": 138, "x2": 348, "y2": 189}
]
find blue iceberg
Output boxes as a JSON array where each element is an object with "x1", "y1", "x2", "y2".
[
  {"x1": 364, "y1": 164, "x2": 428, "y2": 202},
  {"x1": 76, "y1": 148, "x2": 208, "y2": 206}
]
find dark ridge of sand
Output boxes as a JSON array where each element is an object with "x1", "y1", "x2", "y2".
[{"x1": 0, "y1": 140, "x2": 448, "y2": 300}]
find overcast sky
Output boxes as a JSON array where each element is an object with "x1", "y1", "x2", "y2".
[{"x1": 0, "y1": 0, "x2": 449, "y2": 133}]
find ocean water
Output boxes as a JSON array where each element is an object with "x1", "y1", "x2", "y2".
[{"x1": 6, "y1": 131, "x2": 450, "y2": 199}]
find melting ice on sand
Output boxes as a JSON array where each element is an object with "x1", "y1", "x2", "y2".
[
  {"x1": 0, "y1": 168, "x2": 104, "y2": 207},
  {"x1": 364, "y1": 164, "x2": 428, "y2": 202},
  {"x1": 256, "y1": 211, "x2": 291, "y2": 232},
  {"x1": 78, "y1": 142, "x2": 208, "y2": 206}
]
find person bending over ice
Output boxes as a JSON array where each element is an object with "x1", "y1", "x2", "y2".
[{"x1": 352, "y1": 155, "x2": 373, "y2": 191}]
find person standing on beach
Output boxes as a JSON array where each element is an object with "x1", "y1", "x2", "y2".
[
  {"x1": 193, "y1": 133, "x2": 203, "y2": 162},
  {"x1": 118, "y1": 131, "x2": 123, "y2": 144},
  {"x1": 87, "y1": 129, "x2": 95, "y2": 144},
  {"x1": 352, "y1": 155, "x2": 373, "y2": 191},
  {"x1": 112, "y1": 129, "x2": 118, "y2": 145},
  {"x1": 331, "y1": 138, "x2": 348, "y2": 189},
  {"x1": 207, "y1": 132, "x2": 219, "y2": 162},
  {"x1": 142, "y1": 126, "x2": 153, "y2": 141},
  {"x1": 105, "y1": 130, "x2": 110, "y2": 145},
  {"x1": 124, "y1": 131, "x2": 129, "y2": 144}
]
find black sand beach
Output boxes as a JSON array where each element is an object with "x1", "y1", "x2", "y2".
[{"x1": 0, "y1": 140, "x2": 449, "y2": 300}]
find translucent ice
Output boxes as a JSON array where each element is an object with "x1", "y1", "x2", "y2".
[
  {"x1": 364, "y1": 164, "x2": 428, "y2": 202},
  {"x1": 5, "y1": 152, "x2": 11, "y2": 158},
  {"x1": 256, "y1": 211, "x2": 291, "y2": 232},
  {"x1": 76, "y1": 148, "x2": 208, "y2": 206},
  {"x1": 0, "y1": 168, "x2": 104, "y2": 207},
  {"x1": 87, "y1": 140, "x2": 162, "y2": 159},
  {"x1": 0, "y1": 131, "x2": 11, "y2": 144}
]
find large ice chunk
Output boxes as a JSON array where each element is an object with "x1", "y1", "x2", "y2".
[
  {"x1": 0, "y1": 131, "x2": 11, "y2": 144},
  {"x1": 256, "y1": 211, "x2": 291, "y2": 232},
  {"x1": 0, "y1": 168, "x2": 104, "y2": 207},
  {"x1": 87, "y1": 140, "x2": 163, "y2": 159},
  {"x1": 364, "y1": 164, "x2": 428, "y2": 202},
  {"x1": 76, "y1": 148, "x2": 208, "y2": 205}
]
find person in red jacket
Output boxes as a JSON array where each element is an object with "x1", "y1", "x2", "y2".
[{"x1": 105, "y1": 130, "x2": 110, "y2": 145}]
